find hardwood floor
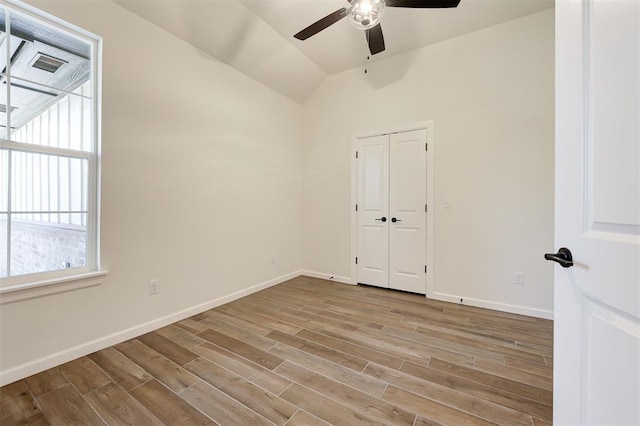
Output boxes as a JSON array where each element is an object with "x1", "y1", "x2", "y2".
[{"x1": 0, "y1": 276, "x2": 554, "y2": 425}]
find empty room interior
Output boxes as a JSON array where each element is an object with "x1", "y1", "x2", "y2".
[{"x1": 0, "y1": 0, "x2": 636, "y2": 424}]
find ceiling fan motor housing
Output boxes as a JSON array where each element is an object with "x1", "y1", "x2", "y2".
[{"x1": 349, "y1": 0, "x2": 386, "y2": 30}]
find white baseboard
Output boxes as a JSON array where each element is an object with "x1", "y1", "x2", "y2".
[
  {"x1": 299, "y1": 270, "x2": 354, "y2": 285},
  {"x1": 429, "y1": 291, "x2": 554, "y2": 320},
  {"x1": 0, "y1": 270, "x2": 302, "y2": 386}
]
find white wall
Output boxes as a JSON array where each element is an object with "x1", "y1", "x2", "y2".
[
  {"x1": 302, "y1": 10, "x2": 555, "y2": 317},
  {"x1": 0, "y1": 0, "x2": 303, "y2": 382}
]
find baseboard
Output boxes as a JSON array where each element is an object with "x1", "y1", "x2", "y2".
[
  {"x1": 0, "y1": 270, "x2": 302, "y2": 386},
  {"x1": 299, "y1": 270, "x2": 354, "y2": 285},
  {"x1": 429, "y1": 291, "x2": 554, "y2": 320}
]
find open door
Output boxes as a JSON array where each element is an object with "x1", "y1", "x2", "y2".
[{"x1": 553, "y1": 1, "x2": 639, "y2": 424}]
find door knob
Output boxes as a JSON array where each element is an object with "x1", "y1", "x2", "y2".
[
  {"x1": 544, "y1": 247, "x2": 574, "y2": 268},
  {"x1": 375, "y1": 217, "x2": 387, "y2": 222},
  {"x1": 391, "y1": 217, "x2": 402, "y2": 223}
]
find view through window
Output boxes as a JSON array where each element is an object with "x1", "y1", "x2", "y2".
[{"x1": 0, "y1": 3, "x2": 100, "y2": 284}]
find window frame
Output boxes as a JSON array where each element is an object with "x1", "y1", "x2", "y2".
[{"x1": 0, "y1": 0, "x2": 104, "y2": 303}]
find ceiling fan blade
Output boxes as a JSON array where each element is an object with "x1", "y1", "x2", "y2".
[
  {"x1": 385, "y1": 0, "x2": 460, "y2": 8},
  {"x1": 294, "y1": 8, "x2": 348, "y2": 40},
  {"x1": 366, "y1": 24, "x2": 385, "y2": 55}
]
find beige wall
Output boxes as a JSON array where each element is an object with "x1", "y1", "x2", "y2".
[
  {"x1": 0, "y1": 0, "x2": 303, "y2": 379},
  {"x1": 301, "y1": 10, "x2": 555, "y2": 317}
]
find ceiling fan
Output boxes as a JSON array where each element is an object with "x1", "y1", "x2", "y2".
[{"x1": 293, "y1": 0, "x2": 461, "y2": 55}]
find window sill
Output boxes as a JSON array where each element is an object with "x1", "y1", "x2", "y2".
[{"x1": 0, "y1": 271, "x2": 107, "y2": 304}]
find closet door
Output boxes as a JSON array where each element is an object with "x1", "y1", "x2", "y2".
[
  {"x1": 356, "y1": 135, "x2": 389, "y2": 288},
  {"x1": 389, "y1": 129, "x2": 427, "y2": 293}
]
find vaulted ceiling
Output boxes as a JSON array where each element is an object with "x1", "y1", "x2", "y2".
[{"x1": 114, "y1": 0, "x2": 554, "y2": 103}]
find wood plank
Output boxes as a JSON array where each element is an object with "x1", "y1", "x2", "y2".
[
  {"x1": 328, "y1": 306, "x2": 413, "y2": 332},
  {"x1": 114, "y1": 339, "x2": 198, "y2": 393},
  {"x1": 175, "y1": 318, "x2": 209, "y2": 334},
  {"x1": 383, "y1": 326, "x2": 507, "y2": 364},
  {"x1": 0, "y1": 383, "x2": 40, "y2": 425},
  {"x1": 199, "y1": 309, "x2": 274, "y2": 336},
  {"x1": 276, "y1": 307, "x2": 360, "y2": 332},
  {"x1": 382, "y1": 385, "x2": 494, "y2": 426},
  {"x1": 400, "y1": 361, "x2": 552, "y2": 421},
  {"x1": 155, "y1": 323, "x2": 206, "y2": 349},
  {"x1": 37, "y1": 384, "x2": 104, "y2": 425},
  {"x1": 304, "y1": 305, "x2": 387, "y2": 331},
  {"x1": 414, "y1": 416, "x2": 445, "y2": 426},
  {"x1": 266, "y1": 330, "x2": 369, "y2": 372},
  {"x1": 505, "y1": 356, "x2": 554, "y2": 378},
  {"x1": 427, "y1": 358, "x2": 553, "y2": 405},
  {"x1": 274, "y1": 361, "x2": 416, "y2": 425},
  {"x1": 515, "y1": 340, "x2": 554, "y2": 357},
  {"x1": 180, "y1": 380, "x2": 272, "y2": 426},
  {"x1": 24, "y1": 368, "x2": 69, "y2": 397},
  {"x1": 197, "y1": 329, "x2": 283, "y2": 370},
  {"x1": 269, "y1": 343, "x2": 388, "y2": 397},
  {"x1": 320, "y1": 326, "x2": 467, "y2": 367},
  {"x1": 197, "y1": 317, "x2": 278, "y2": 351},
  {"x1": 84, "y1": 382, "x2": 163, "y2": 425},
  {"x1": 138, "y1": 331, "x2": 199, "y2": 366},
  {"x1": 10, "y1": 412, "x2": 49, "y2": 426},
  {"x1": 185, "y1": 357, "x2": 297, "y2": 425},
  {"x1": 0, "y1": 380, "x2": 31, "y2": 399},
  {"x1": 256, "y1": 288, "x2": 332, "y2": 310},
  {"x1": 323, "y1": 298, "x2": 406, "y2": 323},
  {"x1": 235, "y1": 304, "x2": 327, "y2": 332},
  {"x1": 295, "y1": 328, "x2": 404, "y2": 370},
  {"x1": 285, "y1": 409, "x2": 331, "y2": 426},
  {"x1": 129, "y1": 379, "x2": 215, "y2": 425},
  {"x1": 364, "y1": 363, "x2": 533, "y2": 426},
  {"x1": 89, "y1": 347, "x2": 153, "y2": 391},
  {"x1": 192, "y1": 341, "x2": 291, "y2": 395},
  {"x1": 474, "y1": 359, "x2": 553, "y2": 391},
  {"x1": 416, "y1": 326, "x2": 546, "y2": 365},
  {"x1": 280, "y1": 383, "x2": 386, "y2": 426},
  {"x1": 218, "y1": 303, "x2": 302, "y2": 335},
  {"x1": 59, "y1": 357, "x2": 112, "y2": 394}
]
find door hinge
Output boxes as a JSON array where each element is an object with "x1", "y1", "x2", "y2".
[
  {"x1": 355, "y1": 151, "x2": 359, "y2": 159},
  {"x1": 425, "y1": 204, "x2": 428, "y2": 213},
  {"x1": 355, "y1": 257, "x2": 358, "y2": 265},
  {"x1": 355, "y1": 204, "x2": 358, "y2": 211},
  {"x1": 425, "y1": 143, "x2": 428, "y2": 151},
  {"x1": 425, "y1": 265, "x2": 427, "y2": 273}
]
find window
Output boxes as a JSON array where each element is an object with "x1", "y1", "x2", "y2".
[{"x1": 0, "y1": 2, "x2": 102, "y2": 300}]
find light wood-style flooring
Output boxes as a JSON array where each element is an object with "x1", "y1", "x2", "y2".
[{"x1": 1, "y1": 276, "x2": 553, "y2": 425}]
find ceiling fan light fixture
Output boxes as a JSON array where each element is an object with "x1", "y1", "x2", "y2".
[{"x1": 349, "y1": 0, "x2": 385, "y2": 30}]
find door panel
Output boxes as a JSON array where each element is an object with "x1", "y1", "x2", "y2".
[
  {"x1": 555, "y1": 1, "x2": 639, "y2": 424},
  {"x1": 357, "y1": 135, "x2": 389, "y2": 287},
  {"x1": 389, "y1": 130, "x2": 427, "y2": 294},
  {"x1": 359, "y1": 225, "x2": 388, "y2": 279}
]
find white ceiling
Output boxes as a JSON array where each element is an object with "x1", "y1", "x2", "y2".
[{"x1": 114, "y1": 0, "x2": 553, "y2": 103}]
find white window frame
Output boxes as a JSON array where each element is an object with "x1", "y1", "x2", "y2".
[{"x1": 0, "y1": 0, "x2": 105, "y2": 304}]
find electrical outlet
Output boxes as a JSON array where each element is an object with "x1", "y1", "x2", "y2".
[
  {"x1": 514, "y1": 272, "x2": 524, "y2": 285},
  {"x1": 443, "y1": 196, "x2": 452, "y2": 209},
  {"x1": 149, "y1": 279, "x2": 160, "y2": 295}
]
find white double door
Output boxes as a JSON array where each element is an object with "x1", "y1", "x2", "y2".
[{"x1": 356, "y1": 129, "x2": 427, "y2": 294}]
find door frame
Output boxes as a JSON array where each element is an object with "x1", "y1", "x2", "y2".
[{"x1": 350, "y1": 121, "x2": 435, "y2": 296}]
